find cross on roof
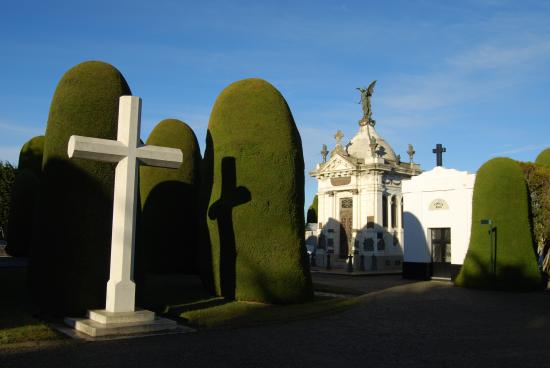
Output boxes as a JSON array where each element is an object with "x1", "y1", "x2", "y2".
[
  {"x1": 334, "y1": 130, "x2": 344, "y2": 144},
  {"x1": 321, "y1": 144, "x2": 328, "y2": 162},
  {"x1": 432, "y1": 143, "x2": 446, "y2": 167},
  {"x1": 67, "y1": 96, "x2": 182, "y2": 313}
]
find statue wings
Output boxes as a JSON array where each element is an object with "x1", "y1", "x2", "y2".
[{"x1": 367, "y1": 80, "x2": 376, "y2": 95}]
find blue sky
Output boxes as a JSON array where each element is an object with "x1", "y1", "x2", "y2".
[{"x1": 1, "y1": 0, "x2": 549, "y2": 208}]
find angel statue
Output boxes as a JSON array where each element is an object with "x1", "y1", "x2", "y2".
[{"x1": 357, "y1": 80, "x2": 377, "y2": 126}]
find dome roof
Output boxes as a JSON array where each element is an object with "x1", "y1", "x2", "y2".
[{"x1": 347, "y1": 124, "x2": 397, "y2": 162}]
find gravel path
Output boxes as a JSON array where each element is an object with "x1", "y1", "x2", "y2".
[{"x1": 2, "y1": 276, "x2": 550, "y2": 367}]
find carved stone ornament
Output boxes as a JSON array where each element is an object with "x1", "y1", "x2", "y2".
[
  {"x1": 330, "y1": 176, "x2": 352, "y2": 186},
  {"x1": 428, "y1": 198, "x2": 449, "y2": 210}
]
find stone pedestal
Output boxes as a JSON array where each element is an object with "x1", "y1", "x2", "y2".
[{"x1": 65, "y1": 309, "x2": 177, "y2": 338}]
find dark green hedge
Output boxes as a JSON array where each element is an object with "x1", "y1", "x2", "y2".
[
  {"x1": 139, "y1": 119, "x2": 201, "y2": 274},
  {"x1": 535, "y1": 148, "x2": 550, "y2": 167},
  {"x1": 30, "y1": 61, "x2": 131, "y2": 316},
  {"x1": 306, "y1": 195, "x2": 318, "y2": 224},
  {"x1": 201, "y1": 78, "x2": 313, "y2": 304},
  {"x1": 6, "y1": 170, "x2": 39, "y2": 257},
  {"x1": 520, "y1": 162, "x2": 550, "y2": 273},
  {"x1": 6, "y1": 136, "x2": 44, "y2": 257},
  {"x1": 455, "y1": 157, "x2": 542, "y2": 290},
  {"x1": 18, "y1": 135, "x2": 44, "y2": 176},
  {"x1": 0, "y1": 161, "x2": 16, "y2": 240}
]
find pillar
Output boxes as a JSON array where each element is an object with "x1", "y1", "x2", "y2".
[{"x1": 387, "y1": 194, "x2": 393, "y2": 229}]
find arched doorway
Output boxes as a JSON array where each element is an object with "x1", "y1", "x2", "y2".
[{"x1": 339, "y1": 197, "x2": 353, "y2": 259}]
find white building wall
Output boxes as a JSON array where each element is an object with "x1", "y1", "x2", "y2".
[
  {"x1": 402, "y1": 167, "x2": 475, "y2": 266},
  {"x1": 403, "y1": 191, "x2": 428, "y2": 262}
]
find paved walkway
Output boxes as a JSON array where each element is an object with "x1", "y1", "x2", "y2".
[
  {"x1": 2, "y1": 275, "x2": 550, "y2": 367},
  {"x1": 312, "y1": 272, "x2": 417, "y2": 294},
  {"x1": 0, "y1": 256, "x2": 28, "y2": 268}
]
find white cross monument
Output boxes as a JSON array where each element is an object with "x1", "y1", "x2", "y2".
[{"x1": 65, "y1": 96, "x2": 183, "y2": 337}]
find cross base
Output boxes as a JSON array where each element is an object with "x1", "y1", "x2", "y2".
[{"x1": 64, "y1": 309, "x2": 177, "y2": 337}]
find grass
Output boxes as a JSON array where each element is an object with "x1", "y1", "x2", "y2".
[
  {"x1": 0, "y1": 316, "x2": 60, "y2": 345},
  {"x1": 0, "y1": 269, "x2": 363, "y2": 346},
  {"x1": 0, "y1": 267, "x2": 62, "y2": 346},
  {"x1": 164, "y1": 295, "x2": 360, "y2": 329},
  {"x1": 143, "y1": 273, "x2": 362, "y2": 329}
]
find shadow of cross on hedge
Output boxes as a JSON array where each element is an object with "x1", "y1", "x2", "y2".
[{"x1": 208, "y1": 157, "x2": 251, "y2": 299}]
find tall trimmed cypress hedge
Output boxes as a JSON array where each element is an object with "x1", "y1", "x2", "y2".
[
  {"x1": 535, "y1": 148, "x2": 550, "y2": 167},
  {"x1": 18, "y1": 135, "x2": 45, "y2": 176},
  {"x1": 139, "y1": 119, "x2": 201, "y2": 274},
  {"x1": 0, "y1": 161, "x2": 16, "y2": 241},
  {"x1": 30, "y1": 61, "x2": 131, "y2": 316},
  {"x1": 201, "y1": 78, "x2": 313, "y2": 304},
  {"x1": 6, "y1": 136, "x2": 44, "y2": 257},
  {"x1": 455, "y1": 157, "x2": 542, "y2": 290},
  {"x1": 306, "y1": 195, "x2": 318, "y2": 224}
]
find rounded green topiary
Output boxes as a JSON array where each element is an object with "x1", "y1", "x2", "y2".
[
  {"x1": 30, "y1": 61, "x2": 131, "y2": 316},
  {"x1": 139, "y1": 119, "x2": 201, "y2": 274},
  {"x1": 535, "y1": 148, "x2": 550, "y2": 167},
  {"x1": 306, "y1": 195, "x2": 318, "y2": 224},
  {"x1": 5, "y1": 136, "x2": 44, "y2": 257},
  {"x1": 18, "y1": 135, "x2": 45, "y2": 176},
  {"x1": 201, "y1": 78, "x2": 313, "y2": 304},
  {"x1": 455, "y1": 157, "x2": 542, "y2": 290}
]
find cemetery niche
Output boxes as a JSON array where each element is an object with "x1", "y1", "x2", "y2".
[{"x1": 200, "y1": 78, "x2": 313, "y2": 304}]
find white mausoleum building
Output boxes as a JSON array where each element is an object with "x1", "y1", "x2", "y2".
[
  {"x1": 402, "y1": 166, "x2": 476, "y2": 280},
  {"x1": 309, "y1": 115, "x2": 421, "y2": 271}
]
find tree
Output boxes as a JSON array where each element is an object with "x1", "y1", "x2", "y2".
[
  {"x1": 456, "y1": 158, "x2": 541, "y2": 290},
  {"x1": 6, "y1": 135, "x2": 44, "y2": 256},
  {"x1": 306, "y1": 195, "x2": 318, "y2": 224},
  {"x1": 139, "y1": 119, "x2": 201, "y2": 274},
  {"x1": 0, "y1": 161, "x2": 16, "y2": 240},
  {"x1": 30, "y1": 61, "x2": 132, "y2": 316},
  {"x1": 200, "y1": 78, "x2": 313, "y2": 304}
]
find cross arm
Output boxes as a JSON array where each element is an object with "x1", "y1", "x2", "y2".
[
  {"x1": 137, "y1": 145, "x2": 183, "y2": 169},
  {"x1": 68, "y1": 135, "x2": 128, "y2": 163}
]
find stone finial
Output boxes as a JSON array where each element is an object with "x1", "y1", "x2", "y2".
[
  {"x1": 407, "y1": 144, "x2": 415, "y2": 163},
  {"x1": 334, "y1": 130, "x2": 344, "y2": 145},
  {"x1": 369, "y1": 136, "x2": 378, "y2": 157},
  {"x1": 330, "y1": 130, "x2": 347, "y2": 157},
  {"x1": 321, "y1": 144, "x2": 328, "y2": 163}
]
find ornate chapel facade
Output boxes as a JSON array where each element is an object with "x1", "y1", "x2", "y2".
[{"x1": 309, "y1": 84, "x2": 421, "y2": 271}]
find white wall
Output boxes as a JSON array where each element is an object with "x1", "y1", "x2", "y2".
[{"x1": 402, "y1": 167, "x2": 475, "y2": 265}]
